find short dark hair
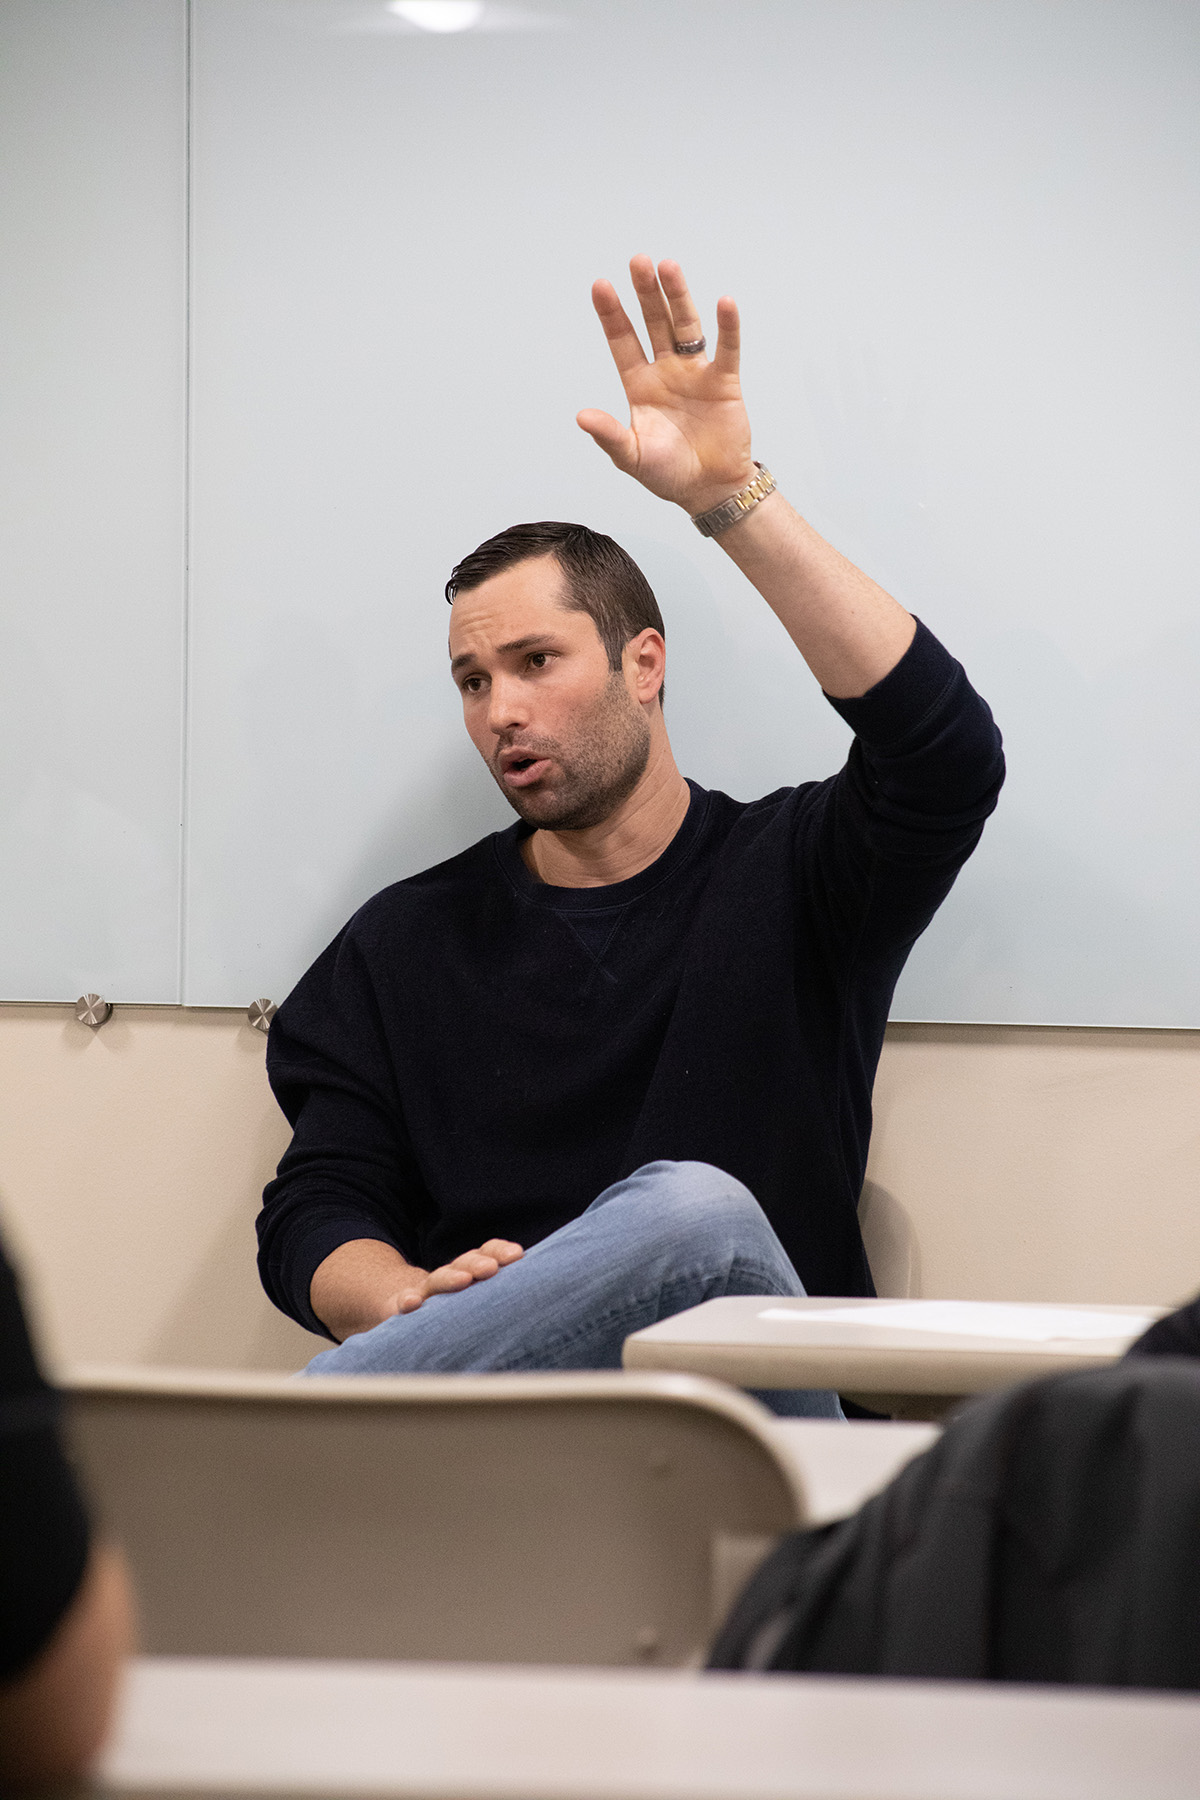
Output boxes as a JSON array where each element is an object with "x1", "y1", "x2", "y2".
[{"x1": 445, "y1": 521, "x2": 666, "y2": 705}]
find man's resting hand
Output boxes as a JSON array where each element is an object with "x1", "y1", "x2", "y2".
[
  {"x1": 396, "y1": 1240, "x2": 526, "y2": 1314},
  {"x1": 310, "y1": 1236, "x2": 524, "y2": 1344}
]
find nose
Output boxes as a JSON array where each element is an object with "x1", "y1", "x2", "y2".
[{"x1": 486, "y1": 672, "x2": 528, "y2": 738}]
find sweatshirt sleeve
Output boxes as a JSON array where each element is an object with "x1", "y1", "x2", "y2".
[
  {"x1": 806, "y1": 617, "x2": 1005, "y2": 963},
  {"x1": 256, "y1": 918, "x2": 428, "y2": 1338}
]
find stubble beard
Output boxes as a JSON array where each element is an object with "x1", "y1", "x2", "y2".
[{"x1": 492, "y1": 673, "x2": 653, "y2": 833}]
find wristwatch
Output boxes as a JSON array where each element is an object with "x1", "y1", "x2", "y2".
[{"x1": 691, "y1": 463, "x2": 777, "y2": 538}]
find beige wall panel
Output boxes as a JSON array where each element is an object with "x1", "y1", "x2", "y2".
[
  {"x1": 863, "y1": 1024, "x2": 1200, "y2": 1307},
  {"x1": 0, "y1": 1004, "x2": 312, "y2": 1373},
  {"x1": 2, "y1": 1008, "x2": 1198, "y2": 1372}
]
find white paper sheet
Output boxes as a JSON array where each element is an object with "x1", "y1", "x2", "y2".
[{"x1": 757, "y1": 1302, "x2": 1157, "y2": 1343}]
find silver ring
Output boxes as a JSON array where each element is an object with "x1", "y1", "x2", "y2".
[{"x1": 674, "y1": 336, "x2": 706, "y2": 356}]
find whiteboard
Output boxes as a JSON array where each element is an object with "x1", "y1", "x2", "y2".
[
  {"x1": 0, "y1": 0, "x2": 187, "y2": 1002},
  {"x1": 6, "y1": 0, "x2": 1199, "y2": 1025},
  {"x1": 185, "y1": 0, "x2": 1200, "y2": 1023}
]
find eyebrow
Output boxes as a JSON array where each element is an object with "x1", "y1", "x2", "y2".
[{"x1": 450, "y1": 634, "x2": 564, "y2": 675}]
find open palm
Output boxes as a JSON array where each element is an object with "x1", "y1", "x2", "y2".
[{"x1": 578, "y1": 256, "x2": 756, "y2": 515}]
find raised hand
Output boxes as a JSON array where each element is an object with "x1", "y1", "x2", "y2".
[{"x1": 577, "y1": 255, "x2": 757, "y2": 517}]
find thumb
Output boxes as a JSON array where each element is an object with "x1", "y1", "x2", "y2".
[{"x1": 576, "y1": 409, "x2": 638, "y2": 474}]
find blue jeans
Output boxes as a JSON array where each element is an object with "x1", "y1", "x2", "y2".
[{"x1": 302, "y1": 1160, "x2": 842, "y2": 1419}]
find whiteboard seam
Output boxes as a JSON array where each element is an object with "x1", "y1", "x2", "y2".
[{"x1": 177, "y1": 0, "x2": 193, "y2": 1006}]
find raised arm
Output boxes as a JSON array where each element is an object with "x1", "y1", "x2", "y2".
[{"x1": 577, "y1": 255, "x2": 915, "y2": 699}]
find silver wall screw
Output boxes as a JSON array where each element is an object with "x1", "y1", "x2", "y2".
[
  {"x1": 75, "y1": 994, "x2": 113, "y2": 1028},
  {"x1": 247, "y1": 999, "x2": 277, "y2": 1034}
]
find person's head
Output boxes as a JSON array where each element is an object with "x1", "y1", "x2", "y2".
[{"x1": 446, "y1": 522, "x2": 668, "y2": 831}]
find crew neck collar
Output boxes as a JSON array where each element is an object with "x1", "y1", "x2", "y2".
[{"x1": 494, "y1": 780, "x2": 710, "y2": 910}]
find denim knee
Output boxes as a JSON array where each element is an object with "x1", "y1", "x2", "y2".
[
  {"x1": 639, "y1": 1158, "x2": 757, "y2": 1212},
  {"x1": 607, "y1": 1160, "x2": 784, "y2": 1261}
]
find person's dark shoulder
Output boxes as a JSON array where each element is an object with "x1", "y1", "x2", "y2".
[
  {"x1": 663, "y1": 782, "x2": 830, "y2": 909},
  {"x1": 0, "y1": 1231, "x2": 91, "y2": 1683},
  {"x1": 337, "y1": 828, "x2": 512, "y2": 953},
  {"x1": 0, "y1": 1235, "x2": 53, "y2": 1411},
  {"x1": 702, "y1": 781, "x2": 828, "y2": 855}
]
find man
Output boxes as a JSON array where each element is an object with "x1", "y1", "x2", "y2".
[{"x1": 256, "y1": 257, "x2": 1004, "y2": 1412}]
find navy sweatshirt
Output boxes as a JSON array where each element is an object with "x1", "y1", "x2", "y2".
[{"x1": 258, "y1": 621, "x2": 1004, "y2": 1338}]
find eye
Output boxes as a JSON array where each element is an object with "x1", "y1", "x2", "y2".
[
  {"x1": 527, "y1": 652, "x2": 549, "y2": 669},
  {"x1": 461, "y1": 674, "x2": 484, "y2": 694}
]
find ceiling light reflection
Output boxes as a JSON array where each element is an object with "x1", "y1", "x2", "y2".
[{"x1": 387, "y1": 1, "x2": 485, "y2": 30}]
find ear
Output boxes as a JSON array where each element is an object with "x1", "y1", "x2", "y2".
[{"x1": 624, "y1": 628, "x2": 666, "y2": 707}]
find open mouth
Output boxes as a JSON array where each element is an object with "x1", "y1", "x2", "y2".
[{"x1": 500, "y1": 751, "x2": 552, "y2": 788}]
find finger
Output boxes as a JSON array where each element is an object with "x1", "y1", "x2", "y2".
[
  {"x1": 629, "y1": 253, "x2": 677, "y2": 360},
  {"x1": 590, "y1": 278, "x2": 649, "y2": 379},
  {"x1": 397, "y1": 1292, "x2": 424, "y2": 1314},
  {"x1": 479, "y1": 1239, "x2": 525, "y2": 1264},
  {"x1": 425, "y1": 1265, "x2": 475, "y2": 1296},
  {"x1": 711, "y1": 293, "x2": 741, "y2": 377},
  {"x1": 576, "y1": 409, "x2": 638, "y2": 475},
  {"x1": 657, "y1": 259, "x2": 705, "y2": 356},
  {"x1": 452, "y1": 1250, "x2": 502, "y2": 1280}
]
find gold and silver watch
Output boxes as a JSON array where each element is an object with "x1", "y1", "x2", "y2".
[{"x1": 691, "y1": 463, "x2": 777, "y2": 538}]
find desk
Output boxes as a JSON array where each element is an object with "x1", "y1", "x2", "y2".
[
  {"x1": 766, "y1": 1418, "x2": 940, "y2": 1523},
  {"x1": 86, "y1": 1656, "x2": 1200, "y2": 1799},
  {"x1": 624, "y1": 1297, "x2": 1164, "y2": 1418}
]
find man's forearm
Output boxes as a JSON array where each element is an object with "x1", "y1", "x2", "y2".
[
  {"x1": 710, "y1": 487, "x2": 916, "y2": 699},
  {"x1": 309, "y1": 1238, "x2": 422, "y2": 1344}
]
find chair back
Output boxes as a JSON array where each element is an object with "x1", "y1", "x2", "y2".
[{"x1": 65, "y1": 1367, "x2": 804, "y2": 1667}]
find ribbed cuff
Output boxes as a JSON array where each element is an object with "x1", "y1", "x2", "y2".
[
  {"x1": 271, "y1": 1213, "x2": 403, "y2": 1341},
  {"x1": 824, "y1": 618, "x2": 961, "y2": 750}
]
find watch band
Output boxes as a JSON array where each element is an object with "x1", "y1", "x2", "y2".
[{"x1": 691, "y1": 462, "x2": 776, "y2": 538}]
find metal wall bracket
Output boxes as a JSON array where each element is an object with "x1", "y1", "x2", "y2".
[
  {"x1": 247, "y1": 999, "x2": 277, "y2": 1034},
  {"x1": 75, "y1": 994, "x2": 113, "y2": 1028}
]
